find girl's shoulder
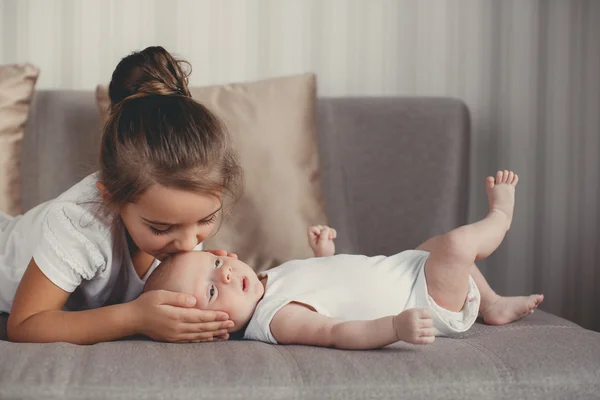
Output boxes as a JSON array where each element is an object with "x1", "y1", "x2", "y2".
[
  {"x1": 33, "y1": 173, "x2": 119, "y2": 288},
  {"x1": 46, "y1": 172, "x2": 110, "y2": 224},
  {"x1": 53, "y1": 172, "x2": 102, "y2": 206},
  {"x1": 40, "y1": 172, "x2": 115, "y2": 256}
]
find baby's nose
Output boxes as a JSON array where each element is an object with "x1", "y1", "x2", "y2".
[{"x1": 219, "y1": 267, "x2": 232, "y2": 284}]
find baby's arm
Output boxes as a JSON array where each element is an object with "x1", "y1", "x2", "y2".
[
  {"x1": 270, "y1": 302, "x2": 435, "y2": 350},
  {"x1": 307, "y1": 225, "x2": 337, "y2": 257}
]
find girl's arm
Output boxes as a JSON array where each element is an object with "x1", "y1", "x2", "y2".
[
  {"x1": 270, "y1": 302, "x2": 435, "y2": 350},
  {"x1": 7, "y1": 258, "x2": 232, "y2": 345}
]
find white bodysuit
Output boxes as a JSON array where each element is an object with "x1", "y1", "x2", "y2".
[
  {"x1": 0, "y1": 173, "x2": 201, "y2": 313},
  {"x1": 244, "y1": 251, "x2": 480, "y2": 343}
]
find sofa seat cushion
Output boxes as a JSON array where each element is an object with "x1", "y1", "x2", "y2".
[{"x1": 1, "y1": 311, "x2": 599, "y2": 400}]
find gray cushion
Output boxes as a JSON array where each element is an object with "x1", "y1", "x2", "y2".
[
  {"x1": 21, "y1": 90, "x2": 101, "y2": 212},
  {"x1": 316, "y1": 97, "x2": 469, "y2": 255},
  {"x1": 1, "y1": 312, "x2": 599, "y2": 399}
]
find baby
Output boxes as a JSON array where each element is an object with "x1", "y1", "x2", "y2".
[{"x1": 144, "y1": 171, "x2": 543, "y2": 349}]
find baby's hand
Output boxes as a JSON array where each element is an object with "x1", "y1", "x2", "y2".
[
  {"x1": 392, "y1": 308, "x2": 435, "y2": 345},
  {"x1": 308, "y1": 225, "x2": 337, "y2": 257}
]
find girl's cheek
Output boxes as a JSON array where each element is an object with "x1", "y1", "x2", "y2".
[
  {"x1": 150, "y1": 235, "x2": 171, "y2": 250},
  {"x1": 136, "y1": 231, "x2": 168, "y2": 251},
  {"x1": 198, "y1": 224, "x2": 216, "y2": 242}
]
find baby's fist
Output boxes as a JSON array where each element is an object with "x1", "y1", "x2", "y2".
[
  {"x1": 393, "y1": 308, "x2": 435, "y2": 345},
  {"x1": 308, "y1": 225, "x2": 337, "y2": 257}
]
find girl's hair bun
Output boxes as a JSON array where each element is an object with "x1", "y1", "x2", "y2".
[{"x1": 108, "y1": 46, "x2": 191, "y2": 105}]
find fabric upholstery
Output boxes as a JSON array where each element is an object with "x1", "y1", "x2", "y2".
[
  {"x1": 315, "y1": 97, "x2": 470, "y2": 255},
  {"x1": 1, "y1": 312, "x2": 599, "y2": 399},
  {"x1": 8, "y1": 92, "x2": 599, "y2": 399},
  {"x1": 0, "y1": 64, "x2": 39, "y2": 215},
  {"x1": 20, "y1": 90, "x2": 102, "y2": 212}
]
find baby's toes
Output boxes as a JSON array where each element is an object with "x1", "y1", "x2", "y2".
[
  {"x1": 496, "y1": 170, "x2": 503, "y2": 184},
  {"x1": 508, "y1": 171, "x2": 515, "y2": 184}
]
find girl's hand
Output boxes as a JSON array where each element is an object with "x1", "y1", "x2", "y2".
[
  {"x1": 131, "y1": 290, "x2": 235, "y2": 343},
  {"x1": 308, "y1": 225, "x2": 337, "y2": 257},
  {"x1": 204, "y1": 249, "x2": 238, "y2": 259}
]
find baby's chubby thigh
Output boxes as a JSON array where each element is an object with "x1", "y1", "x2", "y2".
[{"x1": 405, "y1": 251, "x2": 480, "y2": 336}]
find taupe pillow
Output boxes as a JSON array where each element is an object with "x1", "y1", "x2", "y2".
[
  {"x1": 96, "y1": 74, "x2": 327, "y2": 271},
  {"x1": 0, "y1": 64, "x2": 39, "y2": 216}
]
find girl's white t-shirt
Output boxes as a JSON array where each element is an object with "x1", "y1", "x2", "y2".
[{"x1": 0, "y1": 173, "x2": 202, "y2": 313}]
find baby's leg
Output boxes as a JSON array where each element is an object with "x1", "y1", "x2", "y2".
[
  {"x1": 416, "y1": 170, "x2": 518, "y2": 312},
  {"x1": 469, "y1": 264, "x2": 544, "y2": 325}
]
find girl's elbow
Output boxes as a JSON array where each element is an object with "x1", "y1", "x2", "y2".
[
  {"x1": 6, "y1": 313, "x2": 38, "y2": 343},
  {"x1": 6, "y1": 317, "x2": 25, "y2": 342}
]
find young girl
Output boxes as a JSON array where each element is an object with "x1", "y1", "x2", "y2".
[{"x1": 0, "y1": 46, "x2": 242, "y2": 345}]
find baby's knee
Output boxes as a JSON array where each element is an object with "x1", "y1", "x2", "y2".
[{"x1": 438, "y1": 231, "x2": 473, "y2": 264}]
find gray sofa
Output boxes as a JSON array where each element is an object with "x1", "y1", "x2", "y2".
[{"x1": 1, "y1": 92, "x2": 599, "y2": 399}]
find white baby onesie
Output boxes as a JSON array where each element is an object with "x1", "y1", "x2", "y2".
[
  {"x1": 0, "y1": 173, "x2": 201, "y2": 313},
  {"x1": 244, "y1": 250, "x2": 480, "y2": 343}
]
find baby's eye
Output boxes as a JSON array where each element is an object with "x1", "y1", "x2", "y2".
[
  {"x1": 214, "y1": 259, "x2": 222, "y2": 269},
  {"x1": 209, "y1": 285, "x2": 216, "y2": 300}
]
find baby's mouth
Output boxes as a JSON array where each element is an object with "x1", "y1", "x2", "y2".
[{"x1": 242, "y1": 276, "x2": 249, "y2": 292}]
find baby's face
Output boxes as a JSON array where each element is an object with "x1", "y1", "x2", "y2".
[{"x1": 169, "y1": 252, "x2": 264, "y2": 331}]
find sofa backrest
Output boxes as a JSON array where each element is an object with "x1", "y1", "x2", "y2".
[
  {"x1": 316, "y1": 97, "x2": 470, "y2": 255},
  {"x1": 22, "y1": 92, "x2": 469, "y2": 257},
  {"x1": 21, "y1": 91, "x2": 101, "y2": 212}
]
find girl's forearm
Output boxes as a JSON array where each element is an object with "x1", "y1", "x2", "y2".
[
  {"x1": 330, "y1": 316, "x2": 398, "y2": 350},
  {"x1": 7, "y1": 302, "x2": 139, "y2": 345}
]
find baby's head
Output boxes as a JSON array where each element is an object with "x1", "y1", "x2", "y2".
[{"x1": 144, "y1": 252, "x2": 264, "y2": 332}]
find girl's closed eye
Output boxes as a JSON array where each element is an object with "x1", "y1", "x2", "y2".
[
  {"x1": 209, "y1": 284, "x2": 216, "y2": 301},
  {"x1": 149, "y1": 213, "x2": 216, "y2": 236},
  {"x1": 200, "y1": 213, "x2": 218, "y2": 226},
  {"x1": 150, "y1": 225, "x2": 172, "y2": 236}
]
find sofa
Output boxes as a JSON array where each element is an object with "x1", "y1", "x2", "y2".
[{"x1": 1, "y1": 91, "x2": 599, "y2": 400}]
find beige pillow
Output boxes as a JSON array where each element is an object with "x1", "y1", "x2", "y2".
[
  {"x1": 96, "y1": 74, "x2": 327, "y2": 271},
  {"x1": 0, "y1": 64, "x2": 39, "y2": 216}
]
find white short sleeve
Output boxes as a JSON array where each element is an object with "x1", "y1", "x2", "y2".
[{"x1": 33, "y1": 204, "x2": 110, "y2": 293}]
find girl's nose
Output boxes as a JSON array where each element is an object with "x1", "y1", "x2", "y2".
[
  {"x1": 174, "y1": 234, "x2": 198, "y2": 251},
  {"x1": 173, "y1": 226, "x2": 202, "y2": 251}
]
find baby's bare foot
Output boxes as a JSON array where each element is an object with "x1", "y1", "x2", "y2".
[
  {"x1": 485, "y1": 170, "x2": 518, "y2": 230},
  {"x1": 481, "y1": 294, "x2": 544, "y2": 325}
]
